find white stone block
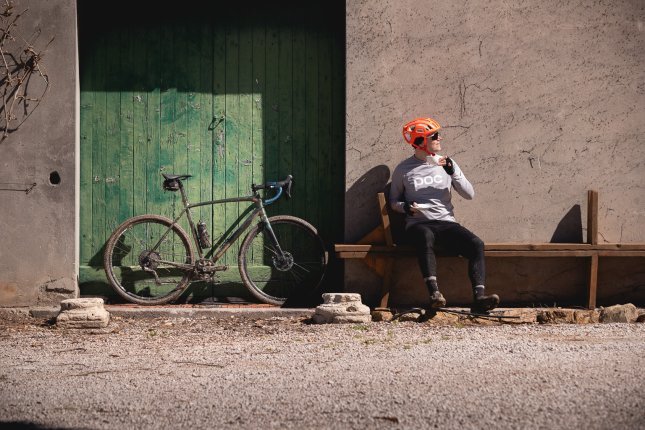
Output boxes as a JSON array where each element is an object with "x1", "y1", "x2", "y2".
[
  {"x1": 312, "y1": 293, "x2": 371, "y2": 324},
  {"x1": 56, "y1": 298, "x2": 110, "y2": 328}
]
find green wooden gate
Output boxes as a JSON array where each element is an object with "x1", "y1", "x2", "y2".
[{"x1": 78, "y1": 4, "x2": 345, "y2": 300}]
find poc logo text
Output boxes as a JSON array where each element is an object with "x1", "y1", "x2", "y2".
[{"x1": 413, "y1": 175, "x2": 444, "y2": 188}]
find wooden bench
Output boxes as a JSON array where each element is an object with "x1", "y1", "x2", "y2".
[{"x1": 335, "y1": 190, "x2": 645, "y2": 309}]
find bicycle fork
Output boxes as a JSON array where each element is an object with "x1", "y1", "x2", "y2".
[{"x1": 258, "y1": 209, "x2": 294, "y2": 271}]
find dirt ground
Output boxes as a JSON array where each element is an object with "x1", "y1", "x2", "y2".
[{"x1": 1, "y1": 313, "x2": 644, "y2": 429}]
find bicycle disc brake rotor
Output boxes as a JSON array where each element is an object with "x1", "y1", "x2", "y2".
[
  {"x1": 272, "y1": 252, "x2": 294, "y2": 272},
  {"x1": 139, "y1": 250, "x2": 161, "y2": 270}
]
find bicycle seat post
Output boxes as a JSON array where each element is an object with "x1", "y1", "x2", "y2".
[{"x1": 178, "y1": 180, "x2": 189, "y2": 208}]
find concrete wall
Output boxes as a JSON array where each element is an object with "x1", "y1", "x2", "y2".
[
  {"x1": 0, "y1": 0, "x2": 78, "y2": 306},
  {"x1": 345, "y1": 0, "x2": 645, "y2": 307}
]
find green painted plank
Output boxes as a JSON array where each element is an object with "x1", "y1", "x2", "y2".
[
  {"x1": 263, "y1": 27, "x2": 280, "y2": 218},
  {"x1": 239, "y1": 26, "x2": 254, "y2": 213},
  {"x1": 211, "y1": 25, "x2": 227, "y2": 262},
  {"x1": 118, "y1": 28, "x2": 135, "y2": 225},
  {"x1": 173, "y1": 24, "x2": 191, "y2": 237},
  {"x1": 317, "y1": 30, "x2": 333, "y2": 242},
  {"x1": 278, "y1": 27, "x2": 293, "y2": 216},
  {"x1": 79, "y1": 48, "x2": 94, "y2": 265},
  {"x1": 145, "y1": 24, "x2": 163, "y2": 219},
  {"x1": 199, "y1": 23, "x2": 214, "y2": 236},
  {"x1": 251, "y1": 24, "x2": 266, "y2": 263},
  {"x1": 304, "y1": 28, "x2": 320, "y2": 230},
  {"x1": 185, "y1": 23, "x2": 202, "y2": 226},
  {"x1": 291, "y1": 26, "x2": 307, "y2": 222},
  {"x1": 90, "y1": 34, "x2": 107, "y2": 268},
  {"x1": 159, "y1": 24, "x2": 177, "y2": 223},
  {"x1": 104, "y1": 60, "x2": 121, "y2": 246},
  {"x1": 132, "y1": 27, "x2": 148, "y2": 218},
  {"x1": 225, "y1": 24, "x2": 240, "y2": 265}
]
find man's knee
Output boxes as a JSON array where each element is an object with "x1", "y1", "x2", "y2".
[
  {"x1": 470, "y1": 236, "x2": 485, "y2": 254},
  {"x1": 407, "y1": 226, "x2": 436, "y2": 250}
]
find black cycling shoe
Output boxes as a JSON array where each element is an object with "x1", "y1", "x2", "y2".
[
  {"x1": 471, "y1": 293, "x2": 500, "y2": 314},
  {"x1": 428, "y1": 290, "x2": 447, "y2": 308}
]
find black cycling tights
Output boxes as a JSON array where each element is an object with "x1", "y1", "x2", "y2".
[{"x1": 406, "y1": 221, "x2": 485, "y2": 288}]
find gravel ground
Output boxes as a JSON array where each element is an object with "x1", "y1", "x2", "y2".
[{"x1": 1, "y1": 313, "x2": 644, "y2": 430}]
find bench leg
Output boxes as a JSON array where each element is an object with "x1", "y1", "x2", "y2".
[
  {"x1": 587, "y1": 254, "x2": 598, "y2": 309},
  {"x1": 379, "y1": 258, "x2": 395, "y2": 309}
]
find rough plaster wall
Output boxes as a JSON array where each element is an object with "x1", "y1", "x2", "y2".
[
  {"x1": 0, "y1": 0, "x2": 77, "y2": 306},
  {"x1": 345, "y1": 0, "x2": 645, "y2": 306}
]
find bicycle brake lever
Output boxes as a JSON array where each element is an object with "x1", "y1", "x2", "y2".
[{"x1": 284, "y1": 176, "x2": 293, "y2": 199}]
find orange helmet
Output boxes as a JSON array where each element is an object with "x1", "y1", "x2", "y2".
[{"x1": 402, "y1": 117, "x2": 441, "y2": 154}]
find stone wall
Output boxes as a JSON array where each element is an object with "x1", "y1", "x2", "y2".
[
  {"x1": 0, "y1": 0, "x2": 78, "y2": 306},
  {"x1": 345, "y1": 0, "x2": 645, "y2": 306}
]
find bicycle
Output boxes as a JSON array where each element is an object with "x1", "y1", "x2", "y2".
[{"x1": 103, "y1": 173, "x2": 328, "y2": 306}]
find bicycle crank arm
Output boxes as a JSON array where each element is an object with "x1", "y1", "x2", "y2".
[{"x1": 142, "y1": 267, "x2": 182, "y2": 286}]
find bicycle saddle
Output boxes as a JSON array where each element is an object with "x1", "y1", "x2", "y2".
[{"x1": 162, "y1": 173, "x2": 192, "y2": 181}]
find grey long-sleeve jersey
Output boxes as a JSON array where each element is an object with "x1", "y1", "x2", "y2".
[{"x1": 389, "y1": 155, "x2": 474, "y2": 228}]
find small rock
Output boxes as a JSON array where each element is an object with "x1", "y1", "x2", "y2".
[
  {"x1": 312, "y1": 293, "x2": 371, "y2": 324},
  {"x1": 371, "y1": 310, "x2": 393, "y2": 322},
  {"x1": 537, "y1": 309, "x2": 576, "y2": 324},
  {"x1": 398, "y1": 311, "x2": 421, "y2": 322},
  {"x1": 56, "y1": 298, "x2": 110, "y2": 329},
  {"x1": 599, "y1": 303, "x2": 639, "y2": 323},
  {"x1": 573, "y1": 310, "x2": 600, "y2": 324}
]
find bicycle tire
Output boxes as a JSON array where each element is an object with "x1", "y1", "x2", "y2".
[
  {"x1": 103, "y1": 214, "x2": 195, "y2": 305},
  {"x1": 238, "y1": 215, "x2": 328, "y2": 305}
]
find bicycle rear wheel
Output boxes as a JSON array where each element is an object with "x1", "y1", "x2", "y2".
[
  {"x1": 103, "y1": 215, "x2": 195, "y2": 305},
  {"x1": 238, "y1": 215, "x2": 328, "y2": 305}
]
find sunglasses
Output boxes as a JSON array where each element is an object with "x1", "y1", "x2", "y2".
[{"x1": 430, "y1": 132, "x2": 440, "y2": 141}]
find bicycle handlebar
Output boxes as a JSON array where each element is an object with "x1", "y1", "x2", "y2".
[{"x1": 252, "y1": 175, "x2": 293, "y2": 201}]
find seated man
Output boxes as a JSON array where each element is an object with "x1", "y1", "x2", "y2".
[{"x1": 389, "y1": 117, "x2": 499, "y2": 313}]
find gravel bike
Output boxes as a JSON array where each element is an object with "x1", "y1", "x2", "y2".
[{"x1": 103, "y1": 173, "x2": 328, "y2": 306}]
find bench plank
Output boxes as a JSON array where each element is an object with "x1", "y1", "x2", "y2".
[{"x1": 335, "y1": 243, "x2": 645, "y2": 255}]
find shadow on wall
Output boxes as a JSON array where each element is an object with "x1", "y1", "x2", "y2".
[
  {"x1": 550, "y1": 204, "x2": 583, "y2": 243},
  {"x1": 345, "y1": 165, "x2": 391, "y2": 242}
]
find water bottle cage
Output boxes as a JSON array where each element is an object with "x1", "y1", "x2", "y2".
[{"x1": 197, "y1": 221, "x2": 211, "y2": 249}]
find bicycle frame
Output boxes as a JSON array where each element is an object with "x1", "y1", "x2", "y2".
[{"x1": 149, "y1": 180, "x2": 283, "y2": 268}]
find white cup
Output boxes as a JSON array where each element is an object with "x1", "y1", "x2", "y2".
[{"x1": 426, "y1": 154, "x2": 442, "y2": 166}]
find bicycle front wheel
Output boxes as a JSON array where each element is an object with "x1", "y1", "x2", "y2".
[
  {"x1": 238, "y1": 215, "x2": 328, "y2": 305},
  {"x1": 103, "y1": 215, "x2": 195, "y2": 305}
]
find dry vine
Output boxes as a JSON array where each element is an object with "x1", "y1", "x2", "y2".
[{"x1": 0, "y1": 0, "x2": 54, "y2": 141}]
